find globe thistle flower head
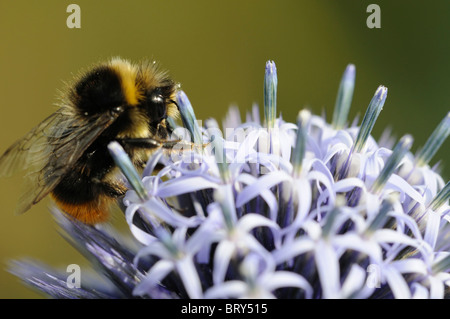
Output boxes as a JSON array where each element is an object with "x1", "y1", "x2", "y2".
[{"x1": 11, "y1": 62, "x2": 450, "y2": 299}]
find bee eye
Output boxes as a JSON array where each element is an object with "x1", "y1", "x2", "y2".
[
  {"x1": 111, "y1": 106, "x2": 124, "y2": 116},
  {"x1": 145, "y1": 88, "x2": 168, "y2": 125},
  {"x1": 151, "y1": 93, "x2": 164, "y2": 104}
]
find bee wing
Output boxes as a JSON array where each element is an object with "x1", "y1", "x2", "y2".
[
  {"x1": 0, "y1": 110, "x2": 118, "y2": 215},
  {"x1": 0, "y1": 112, "x2": 62, "y2": 178}
]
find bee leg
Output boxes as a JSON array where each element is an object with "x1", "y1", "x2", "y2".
[
  {"x1": 116, "y1": 138, "x2": 162, "y2": 149},
  {"x1": 117, "y1": 138, "x2": 212, "y2": 159},
  {"x1": 90, "y1": 176, "x2": 127, "y2": 198},
  {"x1": 117, "y1": 137, "x2": 196, "y2": 150}
]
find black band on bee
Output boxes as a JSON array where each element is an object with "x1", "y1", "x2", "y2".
[{"x1": 72, "y1": 66, "x2": 126, "y2": 116}]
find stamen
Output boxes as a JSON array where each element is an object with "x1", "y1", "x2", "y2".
[
  {"x1": 175, "y1": 90, "x2": 203, "y2": 145},
  {"x1": 107, "y1": 141, "x2": 148, "y2": 201},
  {"x1": 432, "y1": 254, "x2": 450, "y2": 274},
  {"x1": 154, "y1": 226, "x2": 180, "y2": 257},
  {"x1": 354, "y1": 86, "x2": 388, "y2": 153},
  {"x1": 366, "y1": 196, "x2": 396, "y2": 234},
  {"x1": 371, "y1": 134, "x2": 413, "y2": 194},
  {"x1": 322, "y1": 196, "x2": 346, "y2": 239},
  {"x1": 214, "y1": 185, "x2": 237, "y2": 230},
  {"x1": 415, "y1": 112, "x2": 450, "y2": 167},
  {"x1": 292, "y1": 109, "x2": 311, "y2": 178},
  {"x1": 428, "y1": 181, "x2": 450, "y2": 211},
  {"x1": 264, "y1": 60, "x2": 278, "y2": 130},
  {"x1": 211, "y1": 134, "x2": 231, "y2": 183},
  {"x1": 332, "y1": 64, "x2": 355, "y2": 130}
]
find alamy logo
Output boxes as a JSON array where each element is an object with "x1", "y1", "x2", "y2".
[
  {"x1": 367, "y1": 4, "x2": 381, "y2": 29},
  {"x1": 366, "y1": 264, "x2": 381, "y2": 288},
  {"x1": 66, "y1": 4, "x2": 81, "y2": 29},
  {"x1": 66, "y1": 264, "x2": 81, "y2": 289}
]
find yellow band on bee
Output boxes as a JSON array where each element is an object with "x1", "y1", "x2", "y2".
[{"x1": 109, "y1": 58, "x2": 142, "y2": 106}]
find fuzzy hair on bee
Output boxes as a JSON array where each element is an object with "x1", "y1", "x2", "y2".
[{"x1": 0, "y1": 57, "x2": 181, "y2": 224}]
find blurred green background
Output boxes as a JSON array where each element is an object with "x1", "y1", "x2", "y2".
[{"x1": 0, "y1": 0, "x2": 448, "y2": 298}]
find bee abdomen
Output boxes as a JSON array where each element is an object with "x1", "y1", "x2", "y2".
[
  {"x1": 50, "y1": 193, "x2": 112, "y2": 224},
  {"x1": 50, "y1": 172, "x2": 126, "y2": 224}
]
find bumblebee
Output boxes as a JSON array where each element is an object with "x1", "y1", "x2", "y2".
[{"x1": 0, "y1": 57, "x2": 180, "y2": 224}]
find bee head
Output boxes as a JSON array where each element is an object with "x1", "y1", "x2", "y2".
[
  {"x1": 69, "y1": 58, "x2": 179, "y2": 139},
  {"x1": 140, "y1": 85, "x2": 176, "y2": 127}
]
